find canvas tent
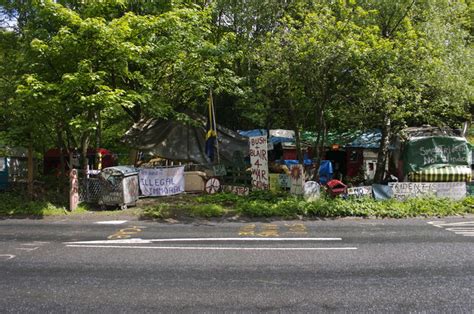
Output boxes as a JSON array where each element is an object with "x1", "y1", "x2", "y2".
[
  {"x1": 393, "y1": 126, "x2": 472, "y2": 182},
  {"x1": 123, "y1": 113, "x2": 249, "y2": 165}
]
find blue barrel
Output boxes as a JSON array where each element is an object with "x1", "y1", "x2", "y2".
[{"x1": 0, "y1": 157, "x2": 8, "y2": 190}]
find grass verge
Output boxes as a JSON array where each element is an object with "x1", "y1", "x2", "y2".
[
  {"x1": 3, "y1": 190, "x2": 473, "y2": 219},
  {"x1": 142, "y1": 191, "x2": 474, "y2": 219}
]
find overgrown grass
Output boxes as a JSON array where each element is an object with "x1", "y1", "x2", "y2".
[
  {"x1": 0, "y1": 191, "x2": 89, "y2": 217},
  {"x1": 144, "y1": 190, "x2": 474, "y2": 219},
  {"x1": 3, "y1": 189, "x2": 474, "y2": 219}
]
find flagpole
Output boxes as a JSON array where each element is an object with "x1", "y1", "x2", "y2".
[{"x1": 210, "y1": 89, "x2": 220, "y2": 164}]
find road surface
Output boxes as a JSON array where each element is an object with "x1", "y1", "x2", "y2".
[{"x1": 0, "y1": 216, "x2": 473, "y2": 312}]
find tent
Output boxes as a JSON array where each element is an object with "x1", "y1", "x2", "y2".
[
  {"x1": 393, "y1": 126, "x2": 472, "y2": 182},
  {"x1": 123, "y1": 113, "x2": 249, "y2": 165}
]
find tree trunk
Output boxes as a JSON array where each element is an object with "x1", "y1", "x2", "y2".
[
  {"x1": 287, "y1": 103, "x2": 303, "y2": 164},
  {"x1": 57, "y1": 127, "x2": 67, "y2": 193},
  {"x1": 81, "y1": 134, "x2": 90, "y2": 175},
  {"x1": 27, "y1": 141, "x2": 34, "y2": 200},
  {"x1": 374, "y1": 114, "x2": 391, "y2": 183}
]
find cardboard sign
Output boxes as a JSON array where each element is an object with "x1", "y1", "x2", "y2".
[
  {"x1": 303, "y1": 181, "x2": 320, "y2": 201},
  {"x1": 139, "y1": 166, "x2": 185, "y2": 196},
  {"x1": 279, "y1": 174, "x2": 291, "y2": 189},
  {"x1": 388, "y1": 182, "x2": 466, "y2": 200},
  {"x1": 347, "y1": 186, "x2": 373, "y2": 198},
  {"x1": 222, "y1": 185, "x2": 250, "y2": 196},
  {"x1": 290, "y1": 164, "x2": 304, "y2": 195},
  {"x1": 269, "y1": 174, "x2": 280, "y2": 191},
  {"x1": 249, "y1": 136, "x2": 269, "y2": 190}
]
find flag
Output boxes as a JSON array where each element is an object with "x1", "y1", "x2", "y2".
[{"x1": 205, "y1": 90, "x2": 217, "y2": 161}]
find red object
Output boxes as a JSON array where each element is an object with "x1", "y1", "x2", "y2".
[
  {"x1": 346, "y1": 148, "x2": 363, "y2": 177},
  {"x1": 326, "y1": 179, "x2": 347, "y2": 197},
  {"x1": 44, "y1": 148, "x2": 116, "y2": 175},
  {"x1": 283, "y1": 149, "x2": 297, "y2": 160}
]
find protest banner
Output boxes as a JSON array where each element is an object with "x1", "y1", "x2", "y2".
[
  {"x1": 139, "y1": 166, "x2": 185, "y2": 196},
  {"x1": 347, "y1": 186, "x2": 373, "y2": 198},
  {"x1": 388, "y1": 182, "x2": 466, "y2": 200},
  {"x1": 249, "y1": 136, "x2": 269, "y2": 190}
]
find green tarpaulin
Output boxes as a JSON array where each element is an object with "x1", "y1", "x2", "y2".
[{"x1": 403, "y1": 136, "x2": 471, "y2": 174}]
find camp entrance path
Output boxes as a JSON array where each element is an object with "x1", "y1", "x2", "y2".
[{"x1": 0, "y1": 217, "x2": 472, "y2": 312}]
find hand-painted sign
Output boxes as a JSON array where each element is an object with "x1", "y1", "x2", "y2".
[
  {"x1": 279, "y1": 174, "x2": 291, "y2": 189},
  {"x1": 139, "y1": 166, "x2": 184, "y2": 196},
  {"x1": 303, "y1": 181, "x2": 320, "y2": 201},
  {"x1": 222, "y1": 185, "x2": 250, "y2": 196},
  {"x1": 213, "y1": 164, "x2": 227, "y2": 177},
  {"x1": 249, "y1": 136, "x2": 269, "y2": 190},
  {"x1": 347, "y1": 186, "x2": 373, "y2": 198},
  {"x1": 269, "y1": 173, "x2": 291, "y2": 191},
  {"x1": 404, "y1": 137, "x2": 470, "y2": 173},
  {"x1": 290, "y1": 164, "x2": 304, "y2": 195},
  {"x1": 388, "y1": 182, "x2": 466, "y2": 200},
  {"x1": 69, "y1": 169, "x2": 79, "y2": 211}
]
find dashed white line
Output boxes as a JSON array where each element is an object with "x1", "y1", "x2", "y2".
[
  {"x1": 16, "y1": 247, "x2": 39, "y2": 251},
  {"x1": 95, "y1": 220, "x2": 128, "y2": 225},
  {"x1": 0, "y1": 254, "x2": 15, "y2": 260}
]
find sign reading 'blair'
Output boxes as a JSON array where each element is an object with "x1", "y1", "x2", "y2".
[{"x1": 249, "y1": 136, "x2": 269, "y2": 190}]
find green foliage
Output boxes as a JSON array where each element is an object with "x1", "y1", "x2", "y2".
[
  {"x1": 0, "y1": 191, "x2": 88, "y2": 217},
  {"x1": 196, "y1": 192, "x2": 242, "y2": 205},
  {"x1": 187, "y1": 191, "x2": 474, "y2": 219},
  {"x1": 142, "y1": 203, "x2": 174, "y2": 219},
  {"x1": 190, "y1": 203, "x2": 227, "y2": 217}
]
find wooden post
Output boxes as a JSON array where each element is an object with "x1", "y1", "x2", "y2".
[
  {"x1": 69, "y1": 169, "x2": 79, "y2": 211},
  {"x1": 210, "y1": 89, "x2": 220, "y2": 164}
]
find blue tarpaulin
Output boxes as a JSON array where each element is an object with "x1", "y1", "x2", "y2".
[
  {"x1": 281, "y1": 159, "x2": 313, "y2": 167},
  {"x1": 318, "y1": 160, "x2": 333, "y2": 185},
  {"x1": 239, "y1": 130, "x2": 294, "y2": 144}
]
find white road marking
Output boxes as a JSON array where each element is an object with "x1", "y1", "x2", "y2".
[
  {"x1": 428, "y1": 221, "x2": 474, "y2": 227},
  {"x1": 65, "y1": 237, "x2": 342, "y2": 245},
  {"x1": 21, "y1": 242, "x2": 49, "y2": 246},
  {"x1": 66, "y1": 245, "x2": 357, "y2": 251},
  {"x1": 16, "y1": 247, "x2": 39, "y2": 251},
  {"x1": 0, "y1": 254, "x2": 15, "y2": 260},
  {"x1": 95, "y1": 220, "x2": 128, "y2": 225},
  {"x1": 428, "y1": 221, "x2": 474, "y2": 238}
]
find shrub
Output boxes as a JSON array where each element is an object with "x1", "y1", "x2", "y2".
[{"x1": 190, "y1": 204, "x2": 227, "y2": 217}]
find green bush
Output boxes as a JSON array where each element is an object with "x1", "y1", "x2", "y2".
[
  {"x1": 190, "y1": 204, "x2": 227, "y2": 217},
  {"x1": 0, "y1": 191, "x2": 70, "y2": 217},
  {"x1": 142, "y1": 203, "x2": 174, "y2": 219}
]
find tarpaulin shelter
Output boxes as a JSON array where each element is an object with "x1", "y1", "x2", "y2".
[{"x1": 123, "y1": 113, "x2": 249, "y2": 165}]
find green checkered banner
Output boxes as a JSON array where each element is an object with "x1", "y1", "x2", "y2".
[{"x1": 408, "y1": 165, "x2": 472, "y2": 182}]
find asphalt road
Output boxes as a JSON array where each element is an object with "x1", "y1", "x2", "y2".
[{"x1": 0, "y1": 216, "x2": 473, "y2": 313}]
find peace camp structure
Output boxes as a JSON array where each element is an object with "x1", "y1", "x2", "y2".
[{"x1": 122, "y1": 112, "x2": 249, "y2": 165}]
